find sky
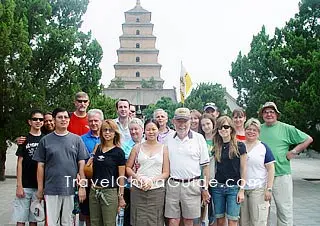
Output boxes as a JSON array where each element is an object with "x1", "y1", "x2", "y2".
[{"x1": 81, "y1": 0, "x2": 301, "y2": 98}]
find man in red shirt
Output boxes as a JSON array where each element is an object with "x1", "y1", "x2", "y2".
[{"x1": 68, "y1": 91, "x2": 90, "y2": 136}]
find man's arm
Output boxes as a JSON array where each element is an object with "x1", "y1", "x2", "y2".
[
  {"x1": 16, "y1": 157, "x2": 25, "y2": 198},
  {"x1": 287, "y1": 136, "x2": 313, "y2": 160},
  {"x1": 36, "y1": 162, "x2": 45, "y2": 200},
  {"x1": 77, "y1": 160, "x2": 86, "y2": 202}
]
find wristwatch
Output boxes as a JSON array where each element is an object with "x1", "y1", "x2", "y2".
[
  {"x1": 291, "y1": 149, "x2": 298, "y2": 154},
  {"x1": 267, "y1": 187, "x2": 272, "y2": 192},
  {"x1": 201, "y1": 187, "x2": 208, "y2": 192}
]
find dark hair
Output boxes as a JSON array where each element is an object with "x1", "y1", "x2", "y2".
[
  {"x1": 44, "y1": 111, "x2": 52, "y2": 117},
  {"x1": 115, "y1": 99, "x2": 130, "y2": 109},
  {"x1": 144, "y1": 119, "x2": 160, "y2": 130},
  {"x1": 52, "y1": 107, "x2": 68, "y2": 118},
  {"x1": 29, "y1": 109, "x2": 43, "y2": 119},
  {"x1": 100, "y1": 120, "x2": 121, "y2": 147},
  {"x1": 199, "y1": 113, "x2": 216, "y2": 137}
]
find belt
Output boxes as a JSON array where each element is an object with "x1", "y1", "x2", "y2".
[{"x1": 171, "y1": 176, "x2": 200, "y2": 183}]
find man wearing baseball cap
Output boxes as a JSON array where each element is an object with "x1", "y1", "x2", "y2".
[
  {"x1": 259, "y1": 101, "x2": 313, "y2": 226},
  {"x1": 203, "y1": 102, "x2": 220, "y2": 118},
  {"x1": 164, "y1": 107, "x2": 210, "y2": 226}
]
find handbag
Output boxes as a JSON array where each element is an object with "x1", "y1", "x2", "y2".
[{"x1": 84, "y1": 144, "x2": 99, "y2": 179}]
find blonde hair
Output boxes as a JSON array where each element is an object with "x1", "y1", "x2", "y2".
[
  {"x1": 213, "y1": 116, "x2": 239, "y2": 162},
  {"x1": 245, "y1": 118, "x2": 261, "y2": 131}
]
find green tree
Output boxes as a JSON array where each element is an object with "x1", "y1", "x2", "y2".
[
  {"x1": 143, "y1": 97, "x2": 179, "y2": 122},
  {"x1": 141, "y1": 77, "x2": 156, "y2": 88},
  {"x1": 184, "y1": 82, "x2": 230, "y2": 114},
  {"x1": 109, "y1": 77, "x2": 125, "y2": 88},
  {"x1": 0, "y1": 0, "x2": 104, "y2": 180},
  {"x1": 230, "y1": 0, "x2": 320, "y2": 150}
]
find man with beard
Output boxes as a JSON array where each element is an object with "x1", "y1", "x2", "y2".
[{"x1": 68, "y1": 91, "x2": 90, "y2": 136}]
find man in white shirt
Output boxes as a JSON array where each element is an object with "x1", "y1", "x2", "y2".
[{"x1": 165, "y1": 108, "x2": 210, "y2": 226}]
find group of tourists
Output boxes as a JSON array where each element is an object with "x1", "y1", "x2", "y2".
[{"x1": 12, "y1": 91, "x2": 313, "y2": 226}]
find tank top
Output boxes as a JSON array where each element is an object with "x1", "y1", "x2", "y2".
[{"x1": 132, "y1": 144, "x2": 164, "y2": 190}]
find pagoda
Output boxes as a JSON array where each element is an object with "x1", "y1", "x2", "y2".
[{"x1": 104, "y1": 0, "x2": 177, "y2": 112}]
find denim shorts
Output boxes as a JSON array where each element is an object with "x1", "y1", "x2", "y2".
[
  {"x1": 12, "y1": 188, "x2": 38, "y2": 223},
  {"x1": 210, "y1": 183, "x2": 240, "y2": 220}
]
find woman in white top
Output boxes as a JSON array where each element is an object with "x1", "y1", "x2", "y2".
[
  {"x1": 240, "y1": 118, "x2": 275, "y2": 226},
  {"x1": 126, "y1": 119, "x2": 170, "y2": 226}
]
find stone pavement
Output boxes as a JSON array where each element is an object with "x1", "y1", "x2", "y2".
[{"x1": 1, "y1": 145, "x2": 320, "y2": 226}]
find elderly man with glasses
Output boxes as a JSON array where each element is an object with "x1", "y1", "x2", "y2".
[{"x1": 259, "y1": 102, "x2": 313, "y2": 226}]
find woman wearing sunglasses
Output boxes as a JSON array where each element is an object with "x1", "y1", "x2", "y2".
[
  {"x1": 211, "y1": 116, "x2": 247, "y2": 226},
  {"x1": 89, "y1": 120, "x2": 126, "y2": 226}
]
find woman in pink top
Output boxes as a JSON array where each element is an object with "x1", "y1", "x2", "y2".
[{"x1": 126, "y1": 119, "x2": 170, "y2": 226}]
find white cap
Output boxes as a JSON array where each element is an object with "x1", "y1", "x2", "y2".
[{"x1": 30, "y1": 199, "x2": 45, "y2": 222}]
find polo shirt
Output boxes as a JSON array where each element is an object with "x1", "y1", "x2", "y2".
[
  {"x1": 245, "y1": 141, "x2": 275, "y2": 189},
  {"x1": 260, "y1": 121, "x2": 308, "y2": 176},
  {"x1": 81, "y1": 130, "x2": 100, "y2": 156},
  {"x1": 166, "y1": 130, "x2": 210, "y2": 179},
  {"x1": 157, "y1": 126, "x2": 175, "y2": 144},
  {"x1": 114, "y1": 117, "x2": 131, "y2": 143}
]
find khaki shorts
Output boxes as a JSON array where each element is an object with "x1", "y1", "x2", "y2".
[{"x1": 165, "y1": 179, "x2": 201, "y2": 219}]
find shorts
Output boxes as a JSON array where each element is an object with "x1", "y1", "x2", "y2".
[
  {"x1": 12, "y1": 188, "x2": 38, "y2": 223},
  {"x1": 211, "y1": 184, "x2": 240, "y2": 221},
  {"x1": 165, "y1": 179, "x2": 201, "y2": 219}
]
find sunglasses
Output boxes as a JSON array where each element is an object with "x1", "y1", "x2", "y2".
[
  {"x1": 31, "y1": 118, "x2": 44, "y2": 122},
  {"x1": 103, "y1": 128, "x2": 115, "y2": 133},
  {"x1": 218, "y1": 125, "x2": 231, "y2": 130},
  {"x1": 130, "y1": 110, "x2": 136, "y2": 113},
  {"x1": 76, "y1": 99, "x2": 89, "y2": 103}
]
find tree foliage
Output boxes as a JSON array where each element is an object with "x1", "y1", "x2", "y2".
[
  {"x1": 141, "y1": 76, "x2": 156, "y2": 88},
  {"x1": 0, "y1": 0, "x2": 106, "y2": 179},
  {"x1": 230, "y1": 0, "x2": 320, "y2": 150},
  {"x1": 184, "y1": 82, "x2": 230, "y2": 114}
]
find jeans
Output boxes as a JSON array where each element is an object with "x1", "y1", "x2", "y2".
[{"x1": 211, "y1": 183, "x2": 240, "y2": 221}]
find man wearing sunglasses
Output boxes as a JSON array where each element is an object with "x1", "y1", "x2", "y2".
[
  {"x1": 12, "y1": 110, "x2": 44, "y2": 225},
  {"x1": 259, "y1": 101, "x2": 313, "y2": 226},
  {"x1": 68, "y1": 91, "x2": 90, "y2": 136}
]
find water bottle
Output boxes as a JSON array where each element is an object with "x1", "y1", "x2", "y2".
[{"x1": 117, "y1": 208, "x2": 124, "y2": 226}]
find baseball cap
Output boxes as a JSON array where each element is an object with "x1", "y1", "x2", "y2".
[
  {"x1": 174, "y1": 108, "x2": 191, "y2": 120},
  {"x1": 30, "y1": 199, "x2": 45, "y2": 222},
  {"x1": 259, "y1": 102, "x2": 280, "y2": 115},
  {"x1": 203, "y1": 102, "x2": 218, "y2": 112}
]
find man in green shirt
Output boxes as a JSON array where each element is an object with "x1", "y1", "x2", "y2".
[{"x1": 259, "y1": 102, "x2": 313, "y2": 226}]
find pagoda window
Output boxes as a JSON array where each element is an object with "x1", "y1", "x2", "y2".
[
  {"x1": 136, "y1": 18, "x2": 140, "y2": 22},
  {"x1": 136, "y1": 30, "x2": 140, "y2": 35},
  {"x1": 136, "y1": 57, "x2": 140, "y2": 62},
  {"x1": 136, "y1": 71, "x2": 140, "y2": 77},
  {"x1": 136, "y1": 43, "x2": 140, "y2": 48}
]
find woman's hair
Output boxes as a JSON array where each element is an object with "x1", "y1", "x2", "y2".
[
  {"x1": 244, "y1": 118, "x2": 261, "y2": 131},
  {"x1": 129, "y1": 117, "x2": 144, "y2": 129},
  {"x1": 100, "y1": 120, "x2": 121, "y2": 147},
  {"x1": 190, "y1": 109, "x2": 201, "y2": 119},
  {"x1": 199, "y1": 113, "x2": 216, "y2": 137},
  {"x1": 232, "y1": 108, "x2": 246, "y2": 118},
  {"x1": 213, "y1": 116, "x2": 239, "y2": 162}
]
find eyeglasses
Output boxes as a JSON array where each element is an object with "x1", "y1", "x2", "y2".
[
  {"x1": 218, "y1": 125, "x2": 231, "y2": 130},
  {"x1": 103, "y1": 128, "x2": 115, "y2": 133},
  {"x1": 76, "y1": 99, "x2": 89, "y2": 103},
  {"x1": 263, "y1": 110, "x2": 275, "y2": 115},
  {"x1": 130, "y1": 110, "x2": 136, "y2": 113},
  {"x1": 31, "y1": 118, "x2": 44, "y2": 122}
]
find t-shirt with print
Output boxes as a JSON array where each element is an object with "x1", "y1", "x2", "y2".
[
  {"x1": 260, "y1": 121, "x2": 309, "y2": 176},
  {"x1": 92, "y1": 146, "x2": 126, "y2": 188},
  {"x1": 16, "y1": 133, "x2": 44, "y2": 188},
  {"x1": 33, "y1": 132, "x2": 89, "y2": 195},
  {"x1": 215, "y1": 142, "x2": 247, "y2": 185}
]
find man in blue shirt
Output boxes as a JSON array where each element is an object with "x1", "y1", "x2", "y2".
[{"x1": 80, "y1": 109, "x2": 104, "y2": 226}]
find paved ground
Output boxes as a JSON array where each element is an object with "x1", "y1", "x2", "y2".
[{"x1": 1, "y1": 145, "x2": 320, "y2": 226}]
